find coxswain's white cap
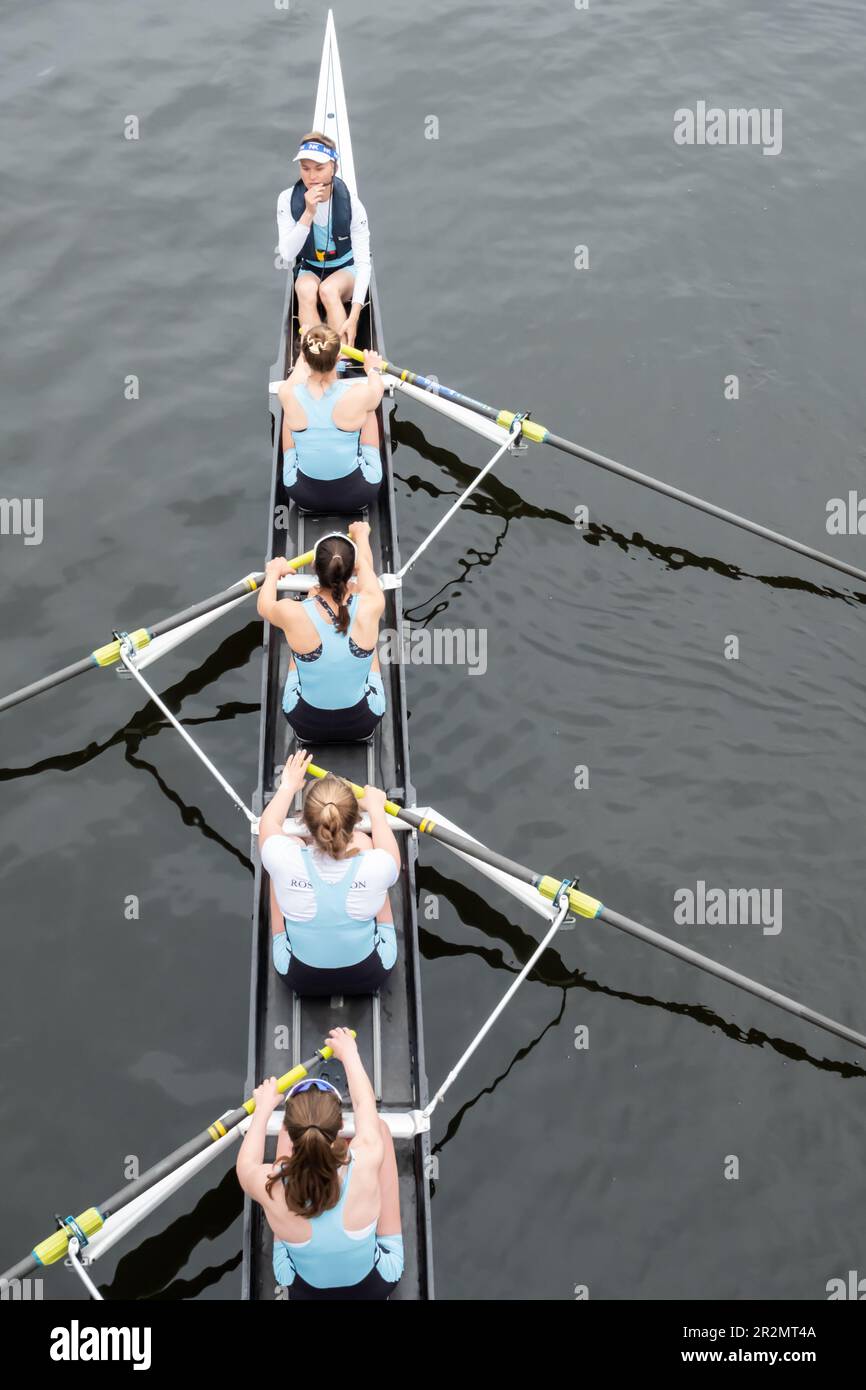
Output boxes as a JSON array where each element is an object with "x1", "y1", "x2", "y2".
[{"x1": 293, "y1": 139, "x2": 338, "y2": 164}]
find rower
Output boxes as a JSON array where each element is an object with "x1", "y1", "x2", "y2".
[
  {"x1": 236, "y1": 1028, "x2": 404, "y2": 1301},
  {"x1": 278, "y1": 326, "x2": 383, "y2": 514},
  {"x1": 257, "y1": 525, "x2": 386, "y2": 743},
  {"x1": 259, "y1": 750, "x2": 399, "y2": 996},
  {"x1": 277, "y1": 131, "x2": 371, "y2": 346}
]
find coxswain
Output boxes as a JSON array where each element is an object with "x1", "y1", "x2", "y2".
[{"x1": 277, "y1": 132, "x2": 371, "y2": 346}]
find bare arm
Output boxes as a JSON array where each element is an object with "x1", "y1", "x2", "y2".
[
  {"x1": 329, "y1": 1030, "x2": 383, "y2": 1156},
  {"x1": 257, "y1": 556, "x2": 296, "y2": 627},
  {"x1": 332, "y1": 350, "x2": 385, "y2": 427},
  {"x1": 259, "y1": 751, "x2": 312, "y2": 850},
  {"x1": 360, "y1": 787, "x2": 400, "y2": 874},
  {"x1": 236, "y1": 1077, "x2": 283, "y2": 1199},
  {"x1": 347, "y1": 521, "x2": 385, "y2": 616}
]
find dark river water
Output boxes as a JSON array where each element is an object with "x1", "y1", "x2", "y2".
[{"x1": 2, "y1": 0, "x2": 865, "y2": 1300}]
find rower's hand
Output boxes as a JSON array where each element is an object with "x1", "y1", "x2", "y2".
[
  {"x1": 362, "y1": 350, "x2": 384, "y2": 376},
  {"x1": 347, "y1": 520, "x2": 370, "y2": 544},
  {"x1": 303, "y1": 184, "x2": 327, "y2": 216},
  {"x1": 266, "y1": 557, "x2": 294, "y2": 581},
  {"x1": 280, "y1": 749, "x2": 313, "y2": 794},
  {"x1": 254, "y1": 1077, "x2": 282, "y2": 1113},
  {"x1": 327, "y1": 1027, "x2": 359, "y2": 1064},
  {"x1": 359, "y1": 785, "x2": 387, "y2": 816},
  {"x1": 342, "y1": 308, "x2": 361, "y2": 349}
]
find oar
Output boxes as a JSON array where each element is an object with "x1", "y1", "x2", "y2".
[
  {"x1": 0, "y1": 1036, "x2": 344, "y2": 1285},
  {"x1": 307, "y1": 761, "x2": 866, "y2": 1056},
  {"x1": 0, "y1": 551, "x2": 314, "y2": 716},
  {"x1": 341, "y1": 345, "x2": 866, "y2": 589}
]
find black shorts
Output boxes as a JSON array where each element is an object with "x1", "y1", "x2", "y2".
[
  {"x1": 288, "y1": 1262, "x2": 399, "y2": 1301},
  {"x1": 293, "y1": 260, "x2": 354, "y2": 285},
  {"x1": 282, "y1": 945, "x2": 391, "y2": 998},
  {"x1": 286, "y1": 693, "x2": 383, "y2": 744},
  {"x1": 284, "y1": 467, "x2": 381, "y2": 515}
]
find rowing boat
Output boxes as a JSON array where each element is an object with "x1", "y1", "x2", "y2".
[
  {"x1": 242, "y1": 12, "x2": 435, "y2": 1301},
  {"x1": 5, "y1": 7, "x2": 866, "y2": 1310}
]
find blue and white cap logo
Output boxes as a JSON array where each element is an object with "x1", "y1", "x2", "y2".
[{"x1": 293, "y1": 140, "x2": 338, "y2": 164}]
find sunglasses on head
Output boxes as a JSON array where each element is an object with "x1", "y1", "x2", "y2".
[{"x1": 286, "y1": 1077, "x2": 344, "y2": 1104}]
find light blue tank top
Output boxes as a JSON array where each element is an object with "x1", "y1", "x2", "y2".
[
  {"x1": 291, "y1": 379, "x2": 363, "y2": 480},
  {"x1": 284, "y1": 847, "x2": 379, "y2": 969},
  {"x1": 285, "y1": 593, "x2": 375, "y2": 712},
  {"x1": 277, "y1": 1152, "x2": 378, "y2": 1288},
  {"x1": 311, "y1": 221, "x2": 354, "y2": 269}
]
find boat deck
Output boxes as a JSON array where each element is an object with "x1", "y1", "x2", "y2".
[{"x1": 241, "y1": 271, "x2": 434, "y2": 1300}]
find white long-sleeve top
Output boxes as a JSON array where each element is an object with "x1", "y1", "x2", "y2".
[
  {"x1": 261, "y1": 838, "x2": 398, "y2": 922},
  {"x1": 276, "y1": 184, "x2": 371, "y2": 307}
]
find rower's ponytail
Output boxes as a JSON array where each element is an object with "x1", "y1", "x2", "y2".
[
  {"x1": 266, "y1": 1090, "x2": 349, "y2": 1219},
  {"x1": 300, "y1": 324, "x2": 341, "y2": 374},
  {"x1": 303, "y1": 773, "x2": 360, "y2": 859},
  {"x1": 314, "y1": 535, "x2": 356, "y2": 635},
  {"x1": 326, "y1": 556, "x2": 351, "y2": 635}
]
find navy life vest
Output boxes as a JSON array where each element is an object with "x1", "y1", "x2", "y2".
[{"x1": 290, "y1": 176, "x2": 353, "y2": 273}]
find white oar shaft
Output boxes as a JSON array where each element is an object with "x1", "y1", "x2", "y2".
[
  {"x1": 424, "y1": 893, "x2": 570, "y2": 1119},
  {"x1": 118, "y1": 641, "x2": 256, "y2": 824},
  {"x1": 418, "y1": 805, "x2": 557, "y2": 922},
  {"x1": 135, "y1": 593, "x2": 252, "y2": 670},
  {"x1": 385, "y1": 374, "x2": 513, "y2": 447},
  {"x1": 84, "y1": 1125, "x2": 244, "y2": 1264},
  {"x1": 396, "y1": 428, "x2": 517, "y2": 581}
]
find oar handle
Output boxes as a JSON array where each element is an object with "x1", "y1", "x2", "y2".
[
  {"x1": 287, "y1": 550, "x2": 314, "y2": 571},
  {"x1": 306, "y1": 762, "x2": 402, "y2": 818},
  {"x1": 340, "y1": 344, "x2": 388, "y2": 369},
  {"x1": 235, "y1": 1036, "x2": 355, "y2": 1121}
]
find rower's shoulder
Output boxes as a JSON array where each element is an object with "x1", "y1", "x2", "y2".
[
  {"x1": 279, "y1": 370, "x2": 307, "y2": 400},
  {"x1": 277, "y1": 185, "x2": 298, "y2": 211}
]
